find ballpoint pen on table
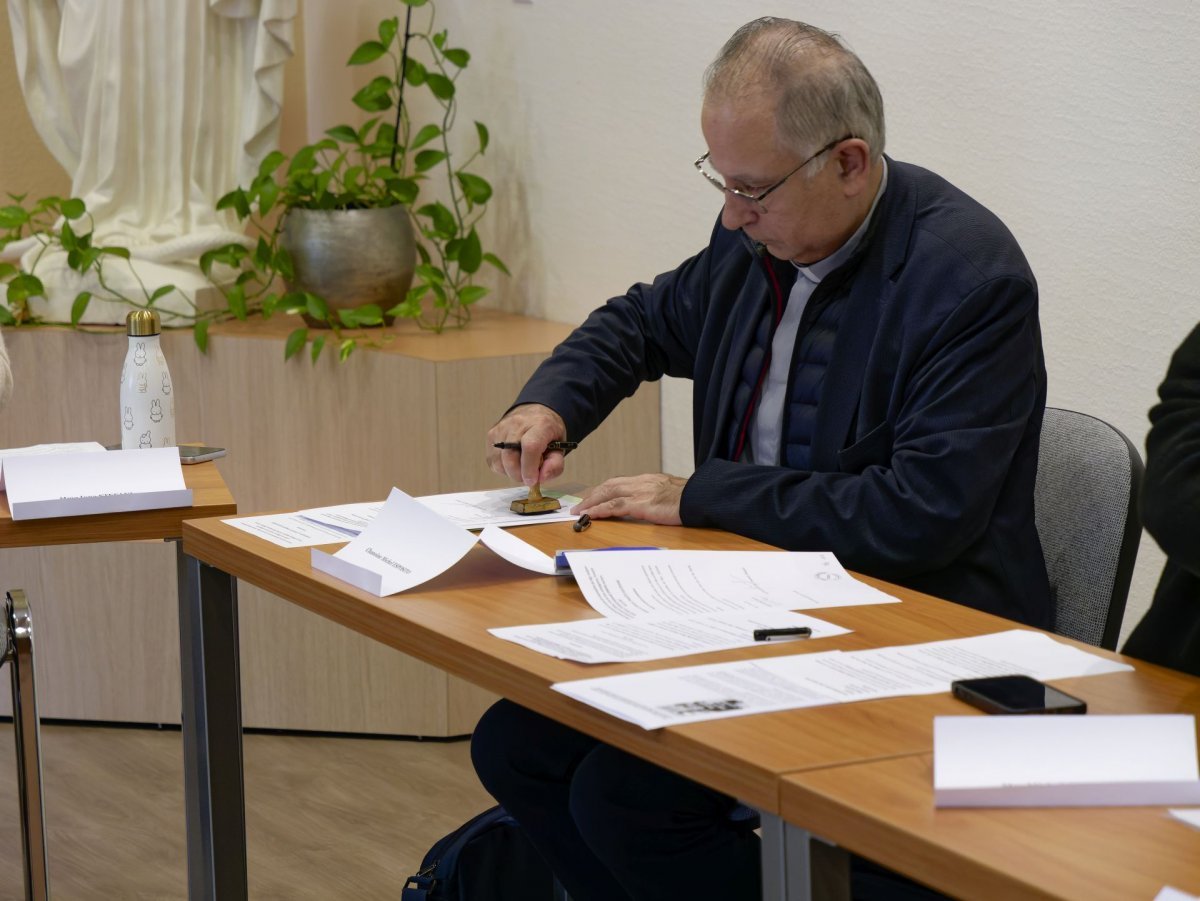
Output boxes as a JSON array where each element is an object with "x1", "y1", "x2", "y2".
[{"x1": 752, "y1": 627, "x2": 813, "y2": 642}]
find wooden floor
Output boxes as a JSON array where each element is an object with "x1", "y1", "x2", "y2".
[{"x1": 0, "y1": 721, "x2": 496, "y2": 900}]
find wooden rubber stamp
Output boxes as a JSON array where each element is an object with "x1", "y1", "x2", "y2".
[{"x1": 510, "y1": 483, "x2": 561, "y2": 515}]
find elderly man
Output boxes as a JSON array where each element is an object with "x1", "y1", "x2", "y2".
[{"x1": 473, "y1": 18, "x2": 1048, "y2": 901}]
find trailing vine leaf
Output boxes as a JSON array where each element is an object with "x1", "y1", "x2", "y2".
[
  {"x1": 310, "y1": 334, "x2": 326, "y2": 363},
  {"x1": 284, "y1": 326, "x2": 308, "y2": 360},
  {"x1": 70, "y1": 291, "x2": 91, "y2": 325},
  {"x1": 193, "y1": 318, "x2": 210, "y2": 352}
]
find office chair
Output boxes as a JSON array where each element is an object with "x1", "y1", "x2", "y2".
[{"x1": 1034, "y1": 407, "x2": 1145, "y2": 650}]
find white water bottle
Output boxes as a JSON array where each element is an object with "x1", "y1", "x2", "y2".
[{"x1": 119, "y1": 310, "x2": 176, "y2": 449}]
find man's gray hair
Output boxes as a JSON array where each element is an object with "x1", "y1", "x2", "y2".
[{"x1": 703, "y1": 18, "x2": 886, "y2": 167}]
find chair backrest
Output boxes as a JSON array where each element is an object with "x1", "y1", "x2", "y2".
[{"x1": 1034, "y1": 407, "x2": 1144, "y2": 649}]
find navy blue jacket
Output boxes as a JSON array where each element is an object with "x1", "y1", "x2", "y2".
[
  {"x1": 1122, "y1": 321, "x2": 1200, "y2": 674},
  {"x1": 516, "y1": 159, "x2": 1051, "y2": 627}
]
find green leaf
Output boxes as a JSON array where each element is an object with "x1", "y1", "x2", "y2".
[
  {"x1": 459, "y1": 228, "x2": 483, "y2": 274},
  {"x1": 386, "y1": 177, "x2": 420, "y2": 205},
  {"x1": 415, "y1": 263, "x2": 446, "y2": 283},
  {"x1": 257, "y1": 179, "x2": 280, "y2": 216},
  {"x1": 70, "y1": 291, "x2": 91, "y2": 325},
  {"x1": 356, "y1": 116, "x2": 382, "y2": 144},
  {"x1": 457, "y1": 285, "x2": 489, "y2": 305},
  {"x1": 353, "y1": 303, "x2": 383, "y2": 326},
  {"x1": 443, "y1": 48, "x2": 470, "y2": 68},
  {"x1": 404, "y1": 58, "x2": 427, "y2": 86},
  {"x1": 0, "y1": 304, "x2": 17, "y2": 326},
  {"x1": 216, "y1": 188, "x2": 251, "y2": 219},
  {"x1": 227, "y1": 283, "x2": 248, "y2": 320},
  {"x1": 433, "y1": 30, "x2": 446, "y2": 49},
  {"x1": 60, "y1": 220, "x2": 78, "y2": 251},
  {"x1": 326, "y1": 124, "x2": 359, "y2": 144},
  {"x1": 0, "y1": 206, "x2": 30, "y2": 230},
  {"x1": 255, "y1": 236, "x2": 272, "y2": 269},
  {"x1": 0, "y1": 262, "x2": 17, "y2": 279},
  {"x1": 456, "y1": 172, "x2": 493, "y2": 205},
  {"x1": 483, "y1": 252, "x2": 511, "y2": 276},
  {"x1": 258, "y1": 150, "x2": 287, "y2": 178},
  {"x1": 338, "y1": 339, "x2": 357, "y2": 362},
  {"x1": 378, "y1": 17, "x2": 398, "y2": 47},
  {"x1": 193, "y1": 318, "x2": 210, "y2": 353},
  {"x1": 284, "y1": 327, "x2": 308, "y2": 360},
  {"x1": 410, "y1": 124, "x2": 442, "y2": 149},
  {"x1": 348, "y1": 40, "x2": 387, "y2": 66},
  {"x1": 414, "y1": 150, "x2": 448, "y2": 173},
  {"x1": 475, "y1": 121, "x2": 490, "y2": 154},
  {"x1": 149, "y1": 284, "x2": 174, "y2": 303},
  {"x1": 305, "y1": 292, "x2": 330, "y2": 323},
  {"x1": 416, "y1": 202, "x2": 457, "y2": 239},
  {"x1": 425, "y1": 73, "x2": 455, "y2": 100},
  {"x1": 352, "y1": 76, "x2": 395, "y2": 112},
  {"x1": 288, "y1": 145, "x2": 318, "y2": 176},
  {"x1": 337, "y1": 307, "x2": 359, "y2": 328},
  {"x1": 401, "y1": 0, "x2": 429, "y2": 7},
  {"x1": 7, "y1": 273, "x2": 43, "y2": 303},
  {"x1": 101, "y1": 246, "x2": 131, "y2": 260},
  {"x1": 61, "y1": 198, "x2": 87, "y2": 219}
]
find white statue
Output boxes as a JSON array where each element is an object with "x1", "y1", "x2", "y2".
[{"x1": 3, "y1": 0, "x2": 297, "y2": 324}]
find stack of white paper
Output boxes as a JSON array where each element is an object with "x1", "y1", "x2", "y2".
[
  {"x1": 933, "y1": 714, "x2": 1200, "y2": 807},
  {"x1": 4, "y1": 446, "x2": 192, "y2": 520},
  {"x1": 0, "y1": 442, "x2": 106, "y2": 490}
]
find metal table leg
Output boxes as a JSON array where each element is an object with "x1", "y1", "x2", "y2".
[
  {"x1": 5, "y1": 588, "x2": 49, "y2": 901},
  {"x1": 760, "y1": 811, "x2": 849, "y2": 901},
  {"x1": 176, "y1": 545, "x2": 247, "y2": 900}
]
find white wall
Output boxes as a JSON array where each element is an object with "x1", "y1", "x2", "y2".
[{"x1": 304, "y1": 0, "x2": 1200, "y2": 641}]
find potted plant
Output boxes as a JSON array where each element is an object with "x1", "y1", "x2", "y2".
[
  {"x1": 202, "y1": 0, "x2": 508, "y2": 362},
  {"x1": 0, "y1": 0, "x2": 507, "y2": 364}
]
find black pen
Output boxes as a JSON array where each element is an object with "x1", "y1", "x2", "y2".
[
  {"x1": 493, "y1": 440, "x2": 579, "y2": 453},
  {"x1": 753, "y1": 627, "x2": 812, "y2": 642}
]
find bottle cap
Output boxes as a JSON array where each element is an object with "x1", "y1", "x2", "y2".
[{"x1": 126, "y1": 309, "x2": 161, "y2": 337}]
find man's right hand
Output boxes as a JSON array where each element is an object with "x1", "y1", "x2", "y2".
[{"x1": 487, "y1": 404, "x2": 569, "y2": 486}]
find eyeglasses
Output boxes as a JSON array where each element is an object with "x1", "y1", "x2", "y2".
[{"x1": 694, "y1": 134, "x2": 854, "y2": 213}]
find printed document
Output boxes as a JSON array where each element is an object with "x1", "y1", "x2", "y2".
[
  {"x1": 4, "y1": 446, "x2": 191, "y2": 520},
  {"x1": 490, "y1": 610, "x2": 849, "y2": 663},
  {"x1": 225, "y1": 506, "x2": 381, "y2": 547},
  {"x1": 564, "y1": 549, "x2": 898, "y2": 620},
  {"x1": 418, "y1": 486, "x2": 582, "y2": 529},
  {"x1": 311, "y1": 488, "x2": 478, "y2": 596},
  {"x1": 552, "y1": 629, "x2": 1133, "y2": 729}
]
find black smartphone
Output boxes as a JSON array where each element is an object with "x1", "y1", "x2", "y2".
[
  {"x1": 178, "y1": 445, "x2": 227, "y2": 464},
  {"x1": 951, "y1": 674, "x2": 1087, "y2": 715}
]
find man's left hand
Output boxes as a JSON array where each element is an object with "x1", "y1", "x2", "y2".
[{"x1": 572, "y1": 473, "x2": 688, "y2": 526}]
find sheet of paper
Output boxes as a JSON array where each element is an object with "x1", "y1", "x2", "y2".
[
  {"x1": 4, "y1": 446, "x2": 192, "y2": 520},
  {"x1": 299, "y1": 501, "x2": 383, "y2": 537},
  {"x1": 224, "y1": 512, "x2": 367, "y2": 548},
  {"x1": 311, "y1": 487, "x2": 478, "y2": 596},
  {"x1": 479, "y1": 526, "x2": 559, "y2": 575},
  {"x1": 564, "y1": 549, "x2": 898, "y2": 620},
  {"x1": 491, "y1": 610, "x2": 850, "y2": 664},
  {"x1": 417, "y1": 486, "x2": 582, "y2": 529},
  {"x1": 0, "y1": 441, "x2": 106, "y2": 489},
  {"x1": 1168, "y1": 808, "x2": 1200, "y2": 831},
  {"x1": 1156, "y1": 887, "x2": 1200, "y2": 901},
  {"x1": 933, "y1": 714, "x2": 1200, "y2": 807},
  {"x1": 552, "y1": 629, "x2": 1134, "y2": 730}
]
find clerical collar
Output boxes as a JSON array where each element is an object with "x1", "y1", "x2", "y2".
[{"x1": 794, "y1": 157, "x2": 889, "y2": 283}]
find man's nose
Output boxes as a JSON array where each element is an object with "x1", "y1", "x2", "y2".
[{"x1": 721, "y1": 194, "x2": 758, "y2": 231}]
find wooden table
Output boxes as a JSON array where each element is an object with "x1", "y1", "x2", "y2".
[
  {"x1": 0, "y1": 461, "x2": 235, "y2": 901},
  {"x1": 769, "y1": 634, "x2": 1200, "y2": 900},
  {"x1": 174, "y1": 512, "x2": 1063, "y2": 899}
]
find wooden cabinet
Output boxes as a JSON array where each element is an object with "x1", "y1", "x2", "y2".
[{"x1": 0, "y1": 312, "x2": 661, "y2": 734}]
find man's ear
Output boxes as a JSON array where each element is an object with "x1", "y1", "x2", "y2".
[{"x1": 835, "y1": 139, "x2": 873, "y2": 196}]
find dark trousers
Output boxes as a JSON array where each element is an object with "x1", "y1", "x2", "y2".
[{"x1": 470, "y1": 699, "x2": 762, "y2": 901}]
